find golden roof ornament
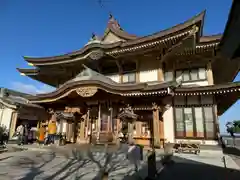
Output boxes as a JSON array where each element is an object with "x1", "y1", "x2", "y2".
[
  {"x1": 76, "y1": 87, "x2": 98, "y2": 97},
  {"x1": 190, "y1": 25, "x2": 199, "y2": 35}
]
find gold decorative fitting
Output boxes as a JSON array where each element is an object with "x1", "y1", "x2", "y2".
[
  {"x1": 152, "y1": 102, "x2": 159, "y2": 111},
  {"x1": 76, "y1": 87, "x2": 98, "y2": 97},
  {"x1": 89, "y1": 50, "x2": 104, "y2": 60},
  {"x1": 190, "y1": 25, "x2": 199, "y2": 35}
]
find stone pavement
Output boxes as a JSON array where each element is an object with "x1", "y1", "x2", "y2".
[
  {"x1": 0, "y1": 144, "x2": 240, "y2": 180},
  {"x1": 0, "y1": 145, "x2": 165, "y2": 180},
  {"x1": 174, "y1": 151, "x2": 239, "y2": 170}
]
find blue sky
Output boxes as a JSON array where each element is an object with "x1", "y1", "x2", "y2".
[{"x1": 0, "y1": 0, "x2": 238, "y2": 133}]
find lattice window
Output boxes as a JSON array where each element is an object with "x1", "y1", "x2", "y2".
[
  {"x1": 204, "y1": 107, "x2": 215, "y2": 138},
  {"x1": 184, "y1": 108, "x2": 194, "y2": 137},
  {"x1": 174, "y1": 68, "x2": 207, "y2": 82},
  {"x1": 164, "y1": 71, "x2": 174, "y2": 81},
  {"x1": 122, "y1": 73, "x2": 136, "y2": 83},
  {"x1": 194, "y1": 107, "x2": 204, "y2": 137},
  {"x1": 175, "y1": 108, "x2": 184, "y2": 137}
]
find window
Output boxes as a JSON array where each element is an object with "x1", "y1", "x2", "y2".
[
  {"x1": 175, "y1": 108, "x2": 184, "y2": 137},
  {"x1": 183, "y1": 70, "x2": 190, "y2": 81},
  {"x1": 184, "y1": 108, "x2": 194, "y2": 137},
  {"x1": 176, "y1": 71, "x2": 183, "y2": 81},
  {"x1": 164, "y1": 71, "x2": 174, "y2": 81},
  {"x1": 174, "y1": 97, "x2": 216, "y2": 139},
  {"x1": 174, "y1": 68, "x2": 206, "y2": 82},
  {"x1": 194, "y1": 108, "x2": 204, "y2": 137},
  {"x1": 190, "y1": 69, "x2": 198, "y2": 81},
  {"x1": 122, "y1": 73, "x2": 136, "y2": 83},
  {"x1": 198, "y1": 68, "x2": 206, "y2": 79},
  {"x1": 204, "y1": 107, "x2": 215, "y2": 138}
]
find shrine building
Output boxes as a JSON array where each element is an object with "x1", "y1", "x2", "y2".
[{"x1": 16, "y1": 11, "x2": 240, "y2": 148}]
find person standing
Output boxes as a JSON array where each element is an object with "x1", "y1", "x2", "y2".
[
  {"x1": 48, "y1": 120, "x2": 57, "y2": 144},
  {"x1": 38, "y1": 125, "x2": 45, "y2": 146},
  {"x1": 16, "y1": 124, "x2": 24, "y2": 145},
  {"x1": 23, "y1": 125, "x2": 28, "y2": 145}
]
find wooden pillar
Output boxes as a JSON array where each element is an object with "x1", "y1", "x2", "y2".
[
  {"x1": 119, "y1": 74, "x2": 123, "y2": 83},
  {"x1": 159, "y1": 116, "x2": 164, "y2": 148},
  {"x1": 117, "y1": 60, "x2": 123, "y2": 83},
  {"x1": 207, "y1": 61, "x2": 214, "y2": 85},
  {"x1": 80, "y1": 115, "x2": 86, "y2": 141},
  {"x1": 158, "y1": 61, "x2": 164, "y2": 81},
  {"x1": 136, "y1": 59, "x2": 140, "y2": 82},
  {"x1": 66, "y1": 122, "x2": 71, "y2": 142},
  {"x1": 98, "y1": 103, "x2": 101, "y2": 135},
  {"x1": 65, "y1": 120, "x2": 69, "y2": 141},
  {"x1": 59, "y1": 120, "x2": 63, "y2": 133},
  {"x1": 77, "y1": 120, "x2": 81, "y2": 143},
  {"x1": 116, "y1": 118, "x2": 120, "y2": 133},
  {"x1": 9, "y1": 111, "x2": 18, "y2": 139},
  {"x1": 85, "y1": 109, "x2": 90, "y2": 139},
  {"x1": 152, "y1": 104, "x2": 161, "y2": 148},
  {"x1": 107, "y1": 115, "x2": 110, "y2": 132},
  {"x1": 70, "y1": 122, "x2": 74, "y2": 143},
  {"x1": 62, "y1": 120, "x2": 67, "y2": 134},
  {"x1": 136, "y1": 121, "x2": 142, "y2": 136}
]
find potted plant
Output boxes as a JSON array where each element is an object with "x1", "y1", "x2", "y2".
[{"x1": 0, "y1": 125, "x2": 7, "y2": 147}]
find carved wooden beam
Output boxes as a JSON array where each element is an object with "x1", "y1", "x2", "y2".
[{"x1": 152, "y1": 102, "x2": 163, "y2": 112}]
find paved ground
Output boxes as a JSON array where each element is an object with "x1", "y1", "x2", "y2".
[
  {"x1": 0, "y1": 145, "x2": 165, "y2": 180},
  {"x1": 223, "y1": 146, "x2": 240, "y2": 168},
  {"x1": 0, "y1": 144, "x2": 239, "y2": 180}
]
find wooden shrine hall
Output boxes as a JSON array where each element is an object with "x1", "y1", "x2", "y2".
[{"x1": 16, "y1": 10, "x2": 240, "y2": 148}]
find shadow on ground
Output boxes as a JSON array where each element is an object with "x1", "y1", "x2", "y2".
[
  {"x1": 1, "y1": 148, "x2": 240, "y2": 180},
  {"x1": 123, "y1": 156, "x2": 240, "y2": 180},
  {"x1": 223, "y1": 146, "x2": 240, "y2": 157}
]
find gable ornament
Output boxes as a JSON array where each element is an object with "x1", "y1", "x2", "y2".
[
  {"x1": 89, "y1": 50, "x2": 104, "y2": 60},
  {"x1": 0, "y1": 103, "x2": 5, "y2": 109},
  {"x1": 76, "y1": 87, "x2": 98, "y2": 97}
]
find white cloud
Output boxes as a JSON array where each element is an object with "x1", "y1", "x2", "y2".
[{"x1": 10, "y1": 82, "x2": 55, "y2": 95}]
